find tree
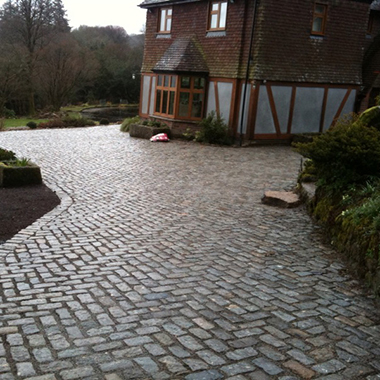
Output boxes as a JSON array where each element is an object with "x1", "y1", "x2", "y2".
[
  {"x1": 0, "y1": 0, "x2": 69, "y2": 114},
  {"x1": 72, "y1": 26, "x2": 144, "y2": 104},
  {"x1": 36, "y1": 34, "x2": 98, "y2": 111}
]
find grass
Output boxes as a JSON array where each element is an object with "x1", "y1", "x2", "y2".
[{"x1": 4, "y1": 119, "x2": 49, "y2": 128}]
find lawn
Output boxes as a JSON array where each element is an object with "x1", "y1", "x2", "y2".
[{"x1": 4, "y1": 119, "x2": 49, "y2": 128}]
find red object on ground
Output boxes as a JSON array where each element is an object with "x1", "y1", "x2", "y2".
[{"x1": 150, "y1": 133, "x2": 170, "y2": 142}]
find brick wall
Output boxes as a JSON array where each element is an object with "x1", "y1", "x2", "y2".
[
  {"x1": 141, "y1": 0, "x2": 371, "y2": 84},
  {"x1": 142, "y1": 0, "x2": 248, "y2": 78},
  {"x1": 253, "y1": 0, "x2": 370, "y2": 85}
]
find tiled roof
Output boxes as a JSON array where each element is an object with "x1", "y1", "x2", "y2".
[
  {"x1": 139, "y1": 0, "x2": 200, "y2": 8},
  {"x1": 153, "y1": 37, "x2": 209, "y2": 73}
]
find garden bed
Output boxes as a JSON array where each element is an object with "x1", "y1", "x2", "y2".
[{"x1": 0, "y1": 184, "x2": 60, "y2": 243}]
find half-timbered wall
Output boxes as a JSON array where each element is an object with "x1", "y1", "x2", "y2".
[
  {"x1": 206, "y1": 80, "x2": 235, "y2": 126},
  {"x1": 246, "y1": 82, "x2": 357, "y2": 139},
  {"x1": 141, "y1": 75, "x2": 358, "y2": 140}
]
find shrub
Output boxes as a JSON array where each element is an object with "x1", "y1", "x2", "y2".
[
  {"x1": 296, "y1": 113, "x2": 380, "y2": 296},
  {"x1": 38, "y1": 117, "x2": 96, "y2": 129},
  {"x1": 99, "y1": 118, "x2": 110, "y2": 125},
  {"x1": 61, "y1": 116, "x2": 96, "y2": 128},
  {"x1": 141, "y1": 119, "x2": 167, "y2": 128},
  {"x1": 38, "y1": 119, "x2": 66, "y2": 129},
  {"x1": 27, "y1": 121, "x2": 37, "y2": 129},
  {"x1": 295, "y1": 118, "x2": 380, "y2": 191},
  {"x1": 120, "y1": 116, "x2": 140, "y2": 132},
  {"x1": 355, "y1": 106, "x2": 380, "y2": 132},
  {"x1": 3, "y1": 107, "x2": 16, "y2": 119},
  {"x1": 196, "y1": 111, "x2": 232, "y2": 145},
  {"x1": 13, "y1": 157, "x2": 31, "y2": 167},
  {"x1": 182, "y1": 128, "x2": 195, "y2": 141},
  {"x1": 0, "y1": 148, "x2": 16, "y2": 161}
]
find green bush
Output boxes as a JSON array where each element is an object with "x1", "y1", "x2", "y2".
[
  {"x1": 27, "y1": 121, "x2": 37, "y2": 129},
  {"x1": 355, "y1": 106, "x2": 380, "y2": 132},
  {"x1": 38, "y1": 119, "x2": 66, "y2": 129},
  {"x1": 61, "y1": 116, "x2": 96, "y2": 128},
  {"x1": 182, "y1": 127, "x2": 195, "y2": 141},
  {"x1": 99, "y1": 118, "x2": 110, "y2": 125},
  {"x1": 295, "y1": 118, "x2": 380, "y2": 191},
  {"x1": 0, "y1": 148, "x2": 16, "y2": 161},
  {"x1": 196, "y1": 111, "x2": 232, "y2": 145},
  {"x1": 296, "y1": 113, "x2": 380, "y2": 295},
  {"x1": 141, "y1": 119, "x2": 167, "y2": 128},
  {"x1": 38, "y1": 117, "x2": 96, "y2": 129},
  {"x1": 3, "y1": 107, "x2": 16, "y2": 119},
  {"x1": 120, "y1": 116, "x2": 140, "y2": 132}
]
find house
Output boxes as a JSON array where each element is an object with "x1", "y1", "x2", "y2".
[{"x1": 138, "y1": 0, "x2": 377, "y2": 141}]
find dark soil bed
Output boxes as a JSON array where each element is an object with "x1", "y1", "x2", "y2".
[{"x1": 0, "y1": 184, "x2": 60, "y2": 243}]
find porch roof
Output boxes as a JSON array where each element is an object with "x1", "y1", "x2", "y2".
[{"x1": 153, "y1": 37, "x2": 209, "y2": 74}]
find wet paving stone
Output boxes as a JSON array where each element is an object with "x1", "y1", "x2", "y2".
[{"x1": 0, "y1": 126, "x2": 379, "y2": 379}]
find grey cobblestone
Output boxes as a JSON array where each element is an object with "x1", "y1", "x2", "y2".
[{"x1": 0, "y1": 127, "x2": 379, "y2": 379}]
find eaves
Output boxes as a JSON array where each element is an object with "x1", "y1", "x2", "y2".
[{"x1": 139, "y1": 0, "x2": 202, "y2": 9}]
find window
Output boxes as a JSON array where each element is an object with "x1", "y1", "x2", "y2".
[
  {"x1": 311, "y1": 3, "x2": 327, "y2": 35},
  {"x1": 178, "y1": 77, "x2": 205, "y2": 119},
  {"x1": 155, "y1": 75, "x2": 176, "y2": 116},
  {"x1": 154, "y1": 75, "x2": 206, "y2": 120},
  {"x1": 159, "y1": 8, "x2": 172, "y2": 33},
  {"x1": 208, "y1": 1, "x2": 228, "y2": 31}
]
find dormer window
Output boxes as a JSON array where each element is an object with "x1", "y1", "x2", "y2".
[
  {"x1": 208, "y1": 1, "x2": 228, "y2": 31},
  {"x1": 159, "y1": 7, "x2": 172, "y2": 33},
  {"x1": 311, "y1": 3, "x2": 327, "y2": 35}
]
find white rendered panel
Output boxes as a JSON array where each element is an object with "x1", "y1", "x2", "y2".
[
  {"x1": 271, "y1": 86, "x2": 292, "y2": 134},
  {"x1": 255, "y1": 86, "x2": 276, "y2": 134},
  {"x1": 141, "y1": 76, "x2": 151, "y2": 115},
  {"x1": 149, "y1": 76, "x2": 156, "y2": 116},
  {"x1": 207, "y1": 82, "x2": 216, "y2": 115},
  {"x1": 292, "y1": 87, "x2": 324, "y2": 133},
  {"x1": 217, "y1": 82, "x2": 233, "y2": 124}
]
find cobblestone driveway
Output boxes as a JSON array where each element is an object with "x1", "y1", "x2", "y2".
[{"x1": 0, "y1": 126, "x2": 379, "y2": 380}]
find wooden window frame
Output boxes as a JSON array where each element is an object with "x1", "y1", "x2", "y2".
[
  {"x1": 154, "y1": 75, "x2": 206, "y2": 121},
  {"x1": 154, "y1": 75, "x2": 176, "y2": 118},
  {"x1": 311, "y1": 3, "x2": 327, "y2": 36},
  {"x1": 158, "y1": 7, "x2": 172, "y2": 33},
  {"x1": 177, "y1": 77, "x2": 206, "y2": 120},
  {"x1": 208, "y1": 1, "x2": 228, "y2": 31}
]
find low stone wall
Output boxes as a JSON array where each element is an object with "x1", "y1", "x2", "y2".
[{"x1": 129, "y1": 124, "x2": 171, "y2": 139}]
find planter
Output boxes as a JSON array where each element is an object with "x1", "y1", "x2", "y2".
[
  {"x1": 129, "y1": 124, "x2": 171, "y2": 139},
  {"x1": 0, "y1": 162, "x2": 42, "y2": 187}
]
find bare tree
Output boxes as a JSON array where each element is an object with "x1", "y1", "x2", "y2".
[
  {"x1": 37, "y1": 34, "x2": 98, "y2": 111},
  {"x1": 0, "y1": 36, "x2": 26, "y2": 116},
  {"x1": 0, "y1": 0, "x2": 69, "y2": 114}
]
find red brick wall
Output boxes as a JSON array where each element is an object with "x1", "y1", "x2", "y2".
[
  {"x1": 253, "y1": 0, "x2": 370, "y2": 85},
  {"x1": 142, "y1": 0, "x2": 248, "y2": 78},
  {"x1": 141, "y1": 0, "x2": 371, "y2": 84}
]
